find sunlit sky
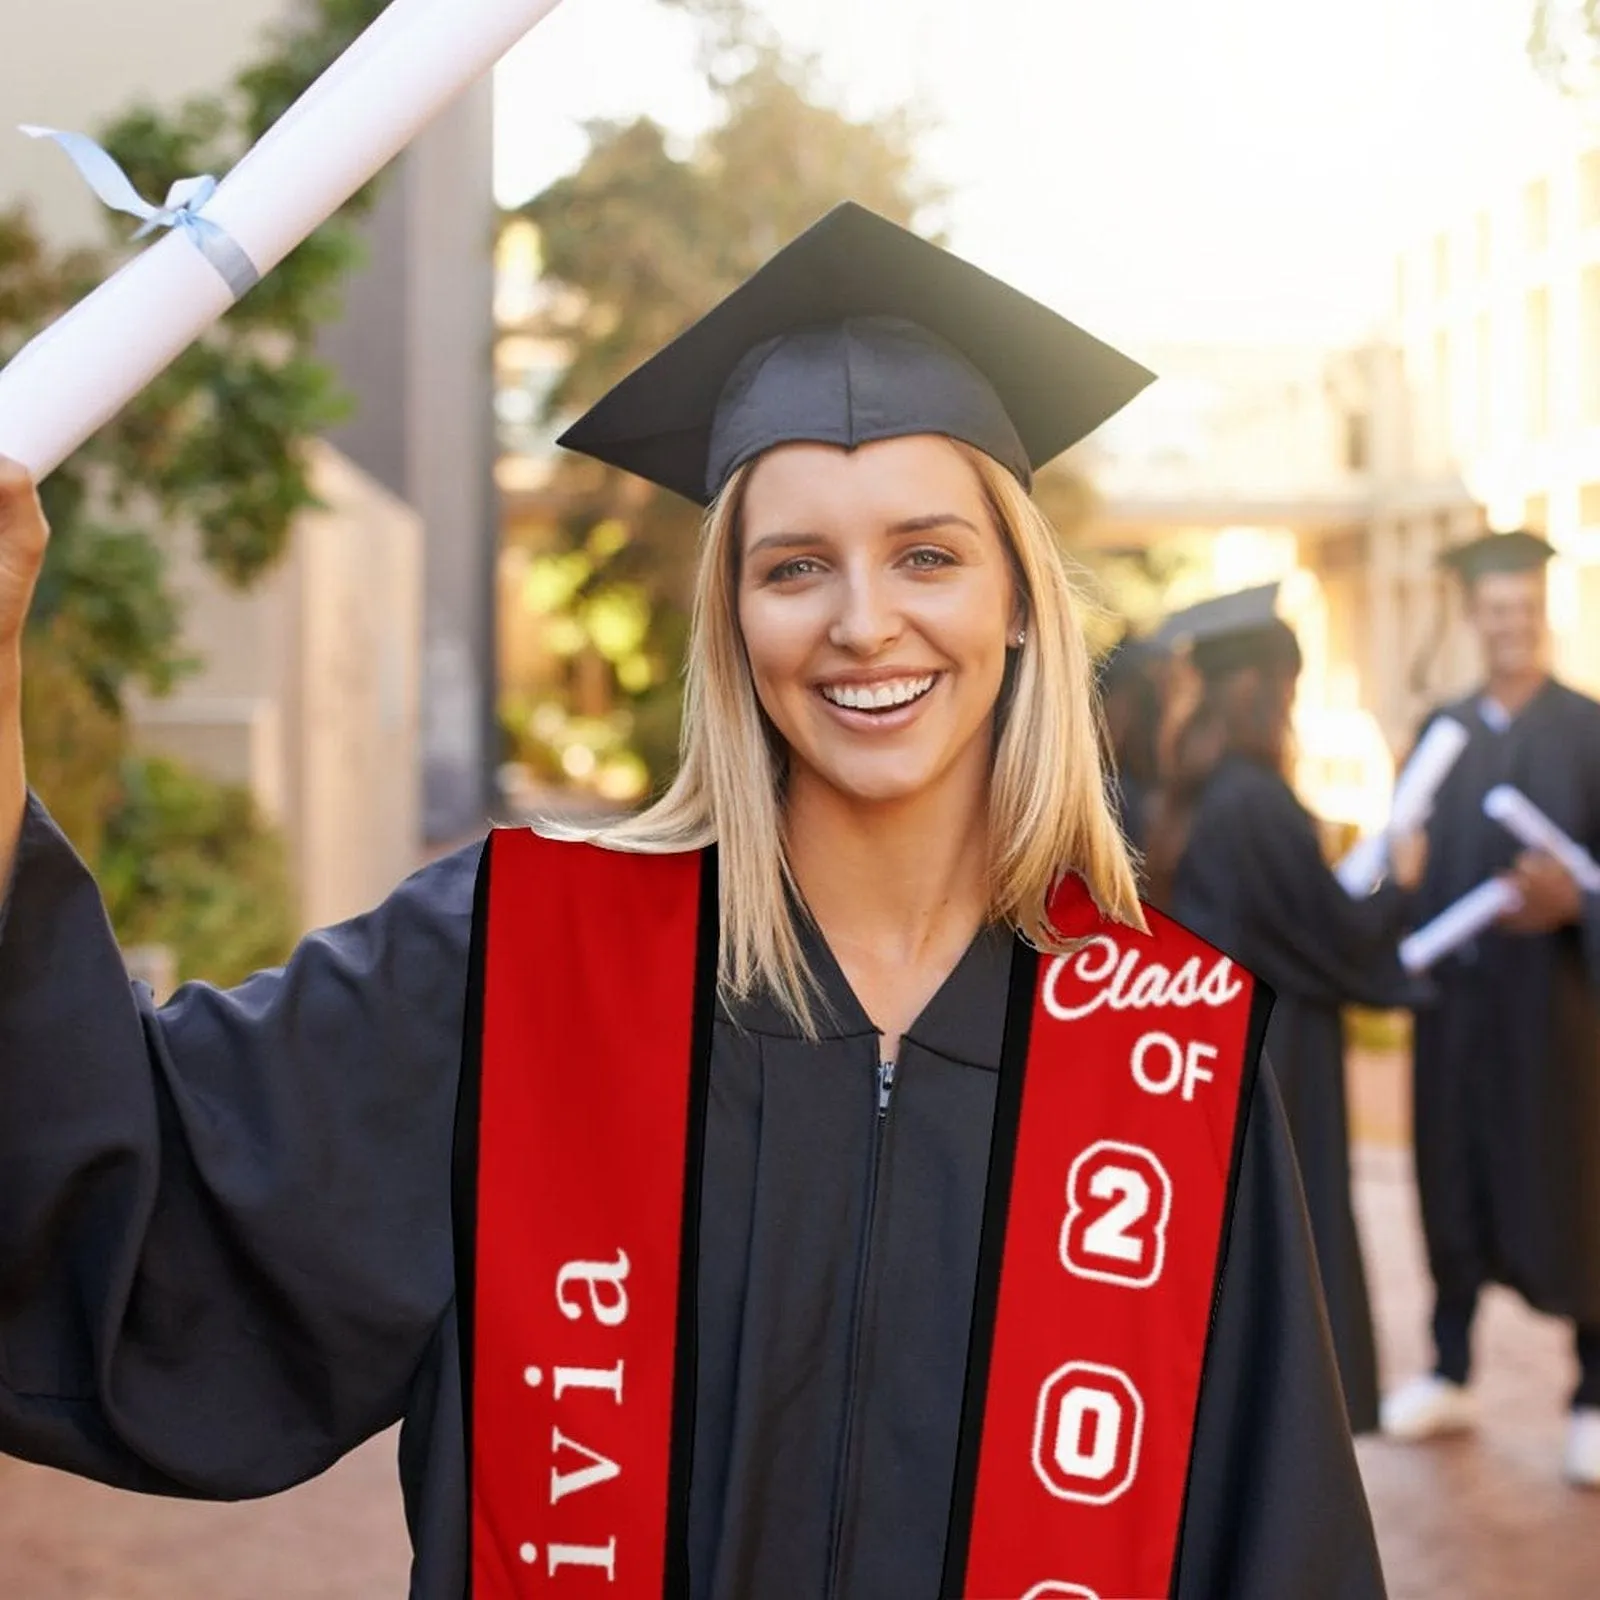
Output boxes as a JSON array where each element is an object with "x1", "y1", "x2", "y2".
[{"x1": 494, "y1": 0, "x2": 1592, "y2": 346}]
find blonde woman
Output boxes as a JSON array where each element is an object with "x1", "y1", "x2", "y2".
[{"x1": 0, "y1": 207, "x2": 1384, "y2": 1599}]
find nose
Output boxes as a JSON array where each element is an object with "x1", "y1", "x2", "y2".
[{"x1": 827, "y1": 562, "x2": 902, "y2": 655}]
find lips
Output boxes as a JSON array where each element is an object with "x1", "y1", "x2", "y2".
[{"x1": 817, "y1": 674, "x2": 939, "y2": 713}]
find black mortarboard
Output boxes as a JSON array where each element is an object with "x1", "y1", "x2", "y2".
[
  {"x1": 1439, "y1": 529, "x2": 1556, "y2": 582},
  {"x1": 1152, "y1": 583, "x2": 1301, "y2": 679},
  {"x1": 556, "y1": 203, "x2": 1155, "y2": 506},
  {"x1": 1098, "y1": 628, "x2": 1167, "y2": 685}
]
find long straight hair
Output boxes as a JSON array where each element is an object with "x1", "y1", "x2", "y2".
[
  {"x1": 1143, "y1": 628, "x2": 1302, "y2": 910},
  {"x1": 568, "y1": 442, "x2": 1145, "y2": 1031}
]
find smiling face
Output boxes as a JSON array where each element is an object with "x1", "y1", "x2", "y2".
[
  {"x1": 736, "y1": 434, "x2": 1021, "y2": 812},
  {"x1": 1465, "y1": 568, "x2": 1549, "y2": 682}
]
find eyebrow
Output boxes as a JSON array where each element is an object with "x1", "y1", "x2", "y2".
[{"x1": 746, "y1": 513, "x2": 982, "y2": 557}]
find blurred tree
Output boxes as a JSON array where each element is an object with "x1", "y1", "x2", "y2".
[
  {"x1": 1, "y1": 0, "x2": 392, "y2": 969},
  {"x1": 504, "y1": 0, "x2": 968, "y2": 794}
]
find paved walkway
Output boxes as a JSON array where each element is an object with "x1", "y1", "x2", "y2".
[{"x1": 2, "y1": 1056, "x2": 1596, "y2": 1597}]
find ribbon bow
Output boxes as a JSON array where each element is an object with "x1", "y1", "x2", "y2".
[{"x1": 21, "y1": 126, "x2": 260, "y2": 300}]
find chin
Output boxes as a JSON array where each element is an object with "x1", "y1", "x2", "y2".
[{"x1": 805, "y1": 753, "x2": 944, "y2": 807}]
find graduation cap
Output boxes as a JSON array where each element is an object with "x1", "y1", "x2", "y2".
[
  {"x1": 1152, "y1": 583, "x2": 1301, "y2": 678},
  {"x1": 1097, "y1": 627, "x2": 1168, "y2": 686},
  {"x1": 556, "y1": 202, "x2": 1156, "y2": 506},
  {"x1": 1438, "y1": 529, "x2": 1556, "y2": 584}
]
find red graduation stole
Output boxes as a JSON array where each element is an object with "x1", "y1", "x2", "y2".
[{"x1": 455, "y1": 830, "x2": 1266, "y2": 1599}]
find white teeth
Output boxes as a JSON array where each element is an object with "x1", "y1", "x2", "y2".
[{"x1": 819, "y1": 675, "x2": 936, "y2": 711}]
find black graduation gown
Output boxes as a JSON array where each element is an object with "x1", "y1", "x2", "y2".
[
  {"x1": 0, "y1": 792, "x2": 1385, "y2": 1599},
  {"x1": 1112, "y1": 770, "x2": 1153, "y2": 856},
  {"x1": 1410, "y1": 681, "x2": 1600, "y2": 1326},
  {"x1": 1173, "y1": 754, "x2": 1418, "y2": 1437}
]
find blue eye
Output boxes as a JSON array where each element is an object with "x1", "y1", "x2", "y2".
[
  {"x1": 904, "y1": 546, "x2": 956, "y2": 570},
  {"x1": 766, "y1": 556, "x2": 825, "y2": 583}
]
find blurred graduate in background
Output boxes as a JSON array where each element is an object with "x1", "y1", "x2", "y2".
[
  {"x1": 1384, "y1": 531, "x2": 1600, "y2": 1487},
  {"x1": 1097, "y1": 629, "x2": 1166, "y2": 855},
  {"x1": 1142, "y1": 585, "x2": 1425, "y2": 1437}
]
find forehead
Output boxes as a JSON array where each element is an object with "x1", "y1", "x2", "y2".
[
  {"x1": 1467, "y1": 568, "x2": 1547, "y2": 605},
  {"x1": 741, "y1": 434, "x2": 992, "y2": 535}
]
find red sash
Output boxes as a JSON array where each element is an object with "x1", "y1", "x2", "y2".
[{"x1": 457, "y1": 832, "x2": 1265, "y2": 1599}]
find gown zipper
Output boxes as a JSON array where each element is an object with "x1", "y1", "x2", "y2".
[{"x1": 824, "y1": 1055, "x2": 897, "y2": 1599}]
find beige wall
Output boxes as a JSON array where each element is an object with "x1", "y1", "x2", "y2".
[
  {"x1": 130, "y1": 442, "x2": 423, "y2": 932},
  {"x1": 4, "y1": 1, "x2": 479, "y2": 915},
  {"x1": 0, "y1": 1, "x2": 289, "y2": 242}
]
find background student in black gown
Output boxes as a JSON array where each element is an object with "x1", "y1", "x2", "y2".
[
  {"x1": 1143, "y1": 586, "x2": 1425, "y2": 1437},
  {"x1": 1097, "y1": 630, "x2": 1166, "y2": 855},
  {"x1": 1383, "y1": 530, "x2": 1600, "y2": 1488}
]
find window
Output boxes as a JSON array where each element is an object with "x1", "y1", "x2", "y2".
[
  {"x1": 1581, "y1": 483, "x2": 1600, "y2": 528},
  {"x1": 1475, "y1": 313, "x2": 1494, "y2": 447},
  {"x1": 1526, "y1": 493, "x2": 1550, "y2": 532},
  {"x1": 1526, "y1": 288, "x2": 1551, "y2": 437},
  {"x1": 1526, "y1": 179, "x2": 1550, "y2": 253},
  {"x1": 1435, "y1": 329, "x2": 1454, "y2": 448},
  {"x1": 1582, "y1": 151, "x2": 1600, "y2": 229},
  {"x1": 1584, "y1": 267, "x2": 1600, "y2": 424}
]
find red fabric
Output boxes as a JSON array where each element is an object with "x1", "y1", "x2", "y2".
[
  {"x1": 471, "y1": 830, "x2": 703, "y2": 1598},
  {"x1": 961, "y1": 877, "x2": 1256, "y2": 1600},
  {"x1": 470, "y1": 846, "x2": 1255, "y2": 1600}
]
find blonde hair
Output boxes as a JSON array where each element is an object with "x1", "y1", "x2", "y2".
[{"x1": 572, "y1": 441, "x2": 1146, "y2": 1030}]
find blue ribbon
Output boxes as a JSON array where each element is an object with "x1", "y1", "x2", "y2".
[{"x1": 21, "y1": 125, "x2": 260, "y2": 300}]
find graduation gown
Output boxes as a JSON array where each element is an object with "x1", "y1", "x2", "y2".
[
  {"x1": 1411, "y1": 681, "x2": 1600, "y2": 1325},
  {"x1": 1172, "y1": 754, "x2": 1418, "y2": 1437},
  {"x1": 0, "y1": 791, "x2": 1385, "y2": 1598}
]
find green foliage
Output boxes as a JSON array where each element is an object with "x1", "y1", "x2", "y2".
[
  {"x1": 3, "y1": 0, "x2": 390, "y2": 974},
  {"x1": 97, "y1": 756, "x2": 297, "y2": 988},
  {"x1": 504, "y1": 0, "x2": 939, "y2": 795}
]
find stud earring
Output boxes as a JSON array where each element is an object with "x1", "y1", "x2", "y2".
[{"x1": 1010, "y1": 627, "x2": 1027, "y2": 649}]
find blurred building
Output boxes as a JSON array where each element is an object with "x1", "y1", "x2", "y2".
[
  {"x1": 1, "y1": 0, "x2": 500, "y2": 919},
  {"x1": 1073, "y1": 341, "x2": 1473, "y2": 832},
  {"x1": 1393, "y1": 119, "x2": 1600, "y2": 702}
]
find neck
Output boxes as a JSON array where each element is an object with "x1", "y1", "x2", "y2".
[
  {"x1": 784, "y1": 756, "x2": 992, "y2": 966},
  {"x1": 1486, "y1": 668, "x2": 1547, "y2": 715}
]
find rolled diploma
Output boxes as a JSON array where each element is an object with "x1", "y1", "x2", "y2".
[
  {"x1": 1483, "y1": 785, "x2": 1600, "y2": 892},
  {"x1": 0, "y1": 0, "x2": 567, "y2": 480},
  {"x1": 1335, "y1": 717, "x2": 1471, "y2": 897},
  {"x1": 1399, "y1": 878, "x2": 1524, "y2": 974}
]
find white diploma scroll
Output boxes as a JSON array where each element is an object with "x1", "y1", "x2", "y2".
[
  {"x1": 1334, "y1": 717, "x2": 1471, "y2": 897},
  {"x1": 1483, "y1": 785, "x2": 1600, "y2": 892},
  {"x1": 1399, "y1": 878, "x2": 1524, "y2": 974},
  {"x1": 0, "y1": 0, "x2": 568, "y2": 480}
]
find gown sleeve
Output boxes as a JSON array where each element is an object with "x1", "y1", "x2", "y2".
[
  {"x1": 1198, "y1": 767, "x2": 1419, "y2": 1010},
  {"x1": 1176, "y1": 1059, "x2": 1386, "y2": 1599},
  {"x1": 0, "y1": 790, "x2": 480, "y2": 1499}
]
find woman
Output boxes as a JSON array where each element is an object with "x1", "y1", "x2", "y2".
[
  {"x1": 0, "y1": 206, "x2": 1383, "y2": 1597},
  {"x1": 1144, "y1": 586, "x2": 1423, "y2": 1439},
  {"x1": 1098, "y1": 631, "x2": 1167, "y2": 855}
]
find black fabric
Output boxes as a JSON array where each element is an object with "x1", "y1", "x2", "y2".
[
  {"x1": 707, "y1": 317, "x2": 1029, "y2": 496},
  {"x1": 1410, "y1": 682, "x2": 1600, "y2": 1331},
  {"x1": 0, "y1": 792, "x2": 1385, "y2": 1599},
  {"x1": 1151, "y1": 581, "x2": 1280, "y2": 651},
  {"x1": 1173, "y1": 754, "x2": 1422, "y2": 1436},
  {"x1": 1438, "y1": 528, "x2": 1554, "y2": 581},
  {"x1": 1434, "y1": 1294, "x2": 1600, "y2": 1411},
  {"x1": 555, "y1": 203, "x2": 1155, "y2": 505}
]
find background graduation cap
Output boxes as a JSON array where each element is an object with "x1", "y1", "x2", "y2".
[
  {"x1": 1151, "y1": 583, "x2": 1303, "y2": 678},
  {"x1": 1408, "y1": 529, "x2": 1557, "y2": 693},
  {"x1": 557, "y1": 202, "x2": 1156, "y2": 505},
  {"x1": 1438, "y1": 528, "x2": 1556, "y2": 584}
]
